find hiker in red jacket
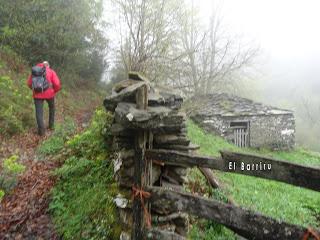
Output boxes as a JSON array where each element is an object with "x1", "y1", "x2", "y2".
[{"x1": 27, "y1": 61, "x2": 61, "y2": 136}]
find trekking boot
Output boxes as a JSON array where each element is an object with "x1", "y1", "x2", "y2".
[{"x1": 38, "y1": 128, "x2": 45, "y2": 136}]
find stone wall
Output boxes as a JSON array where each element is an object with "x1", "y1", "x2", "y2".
[
  {"x1": 104, "y1": 77, "x2": 193, "y2": 240},
  {"x1": 191, "y1": 113, "x2": 295, "y2": 149}
]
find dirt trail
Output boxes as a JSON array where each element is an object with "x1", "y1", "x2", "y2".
[{"x1": 0, "y1": 101, "x2": 99, "y2": 240}]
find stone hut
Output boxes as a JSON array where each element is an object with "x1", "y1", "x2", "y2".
[{"x1": 189, "y1": 93, "x2": 295, "y2": 149}]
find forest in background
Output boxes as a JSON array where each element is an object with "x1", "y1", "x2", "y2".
[
  {"x1": 0, "y1": 0, "x2": 107, "y2": 87},
  {"x1": 0, "y1": 0, "x2": 108, "y2": 135}
]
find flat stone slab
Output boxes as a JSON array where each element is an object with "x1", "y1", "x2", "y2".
[
  {"x1": 114, "y1": 102, "x2": 186, "y2": 131},
  {"x1": 104, "y1": 80, "x2": 148, "y2": 111}
]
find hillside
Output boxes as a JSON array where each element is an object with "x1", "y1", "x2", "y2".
[
  {"x1": 0, "y1": 48, "x2": 108, "y2": 238},
  {"x1": 0, "y1": 47, "x2": 34, "y2": 135},
  {"x1": 0, "y1": 47, "x2": 107, "y2": 137},
  {"x1": 187, "y1": 120, "x2": 320, "y2": 239}
]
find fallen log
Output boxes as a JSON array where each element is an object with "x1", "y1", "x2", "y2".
[
  {"x1": 146, "y1": 149, "x2": 320, "y2": 191},
  {"x1": 198, "y1": 167, "x2": 220, "y2": 189},
  {"x1": 147, "y1": 187, "x2": 319, "y2": 240}
]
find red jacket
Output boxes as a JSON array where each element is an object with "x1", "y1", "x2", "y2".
[{"x1": 27, "y1": 63, "x2": 61, "y2": 99}]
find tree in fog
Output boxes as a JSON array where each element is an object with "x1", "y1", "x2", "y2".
[
  {"x1": 110, "y1": 0, "x2": 258, "y2": 95},
  {"x1": 171, "y1": 1, "x2": 259, "y2": 96},
  {"x1": 111, "y1": 0, "x2": 183, "y2": 83}
]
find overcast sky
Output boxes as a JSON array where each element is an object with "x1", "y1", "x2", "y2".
[
  {"x1": 199, "y1": 0, "x2": 320, "y2": 59},
  {"x1": 197, "y1": 0, "x2": 320, "y2": 100},
  {"x1": 103, "y1": 0, "x2": 320, "y2": 96}
]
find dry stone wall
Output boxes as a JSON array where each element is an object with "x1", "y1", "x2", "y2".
[{"x1": 104, "y1": 76, "x2": 195, "y2": 239}]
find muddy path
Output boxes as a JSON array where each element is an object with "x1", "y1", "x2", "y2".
[{"x1": 0, "y1": 100, "x2": 100, "y2": 240}]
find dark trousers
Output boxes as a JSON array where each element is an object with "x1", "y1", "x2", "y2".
[{"x1": 34, "y1": 98, "x2": 55, "y2": 133}]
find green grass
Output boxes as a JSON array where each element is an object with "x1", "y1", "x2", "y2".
[
  {"x1": 37, "y1": 117, "x2": 76, "y2": 156},
  {"x1": 187, "y1": 120, "x2": 320, "y2": 239}
]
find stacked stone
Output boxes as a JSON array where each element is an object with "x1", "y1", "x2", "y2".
[{"x1": 104, "y1": 76, "x2": 193, "y2": 239}]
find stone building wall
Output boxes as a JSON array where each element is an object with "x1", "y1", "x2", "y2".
[
  {"x1": 191, "y1": 114, "x2": 226, "y2": 136},
  {"x1": 191, "y1": 113, "x2": 295, "y2": 149}
]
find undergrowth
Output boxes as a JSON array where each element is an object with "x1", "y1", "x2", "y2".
[
  {"x1": 0, "y1": 46, "x2": 33, "y2": 135},
  {"x1": 49, "y1": 109, "x2": 121, "y2": 240},
  {"x1": 0, "y1": 155, "x2": 26, "y2": 196},
  {"x1": 37, "y1": 117, "x2": 76, "y2": 156},
  {"x1": 187, "y1": 120, "x2": 320, "y2": 239},
  {"x1": 0, "y1": 190, "x2": 4, "y2": 202}
]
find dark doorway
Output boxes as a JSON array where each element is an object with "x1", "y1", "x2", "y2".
[{"x1": 230, "y1": 121, "x2": 249, "y2": 147}]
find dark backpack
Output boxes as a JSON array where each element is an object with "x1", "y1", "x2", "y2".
[{"x1": 31, "y1": 66, "x2": 49, "y2": 92}]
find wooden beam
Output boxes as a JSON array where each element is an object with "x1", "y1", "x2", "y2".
[
  {"x1": 146, "y1": 148, "x2": 225, "y2": 169},
  {"x1": 220, "y1": 150, "x2": 320, "y2": 192},
  {"x1": 145, "y1": 149, "x2": 320, "y2": 191},
  {"x1": 147, "y1": 187, "x2": 319, "y2": 240},
  {"x1": 198, "y1": 167, "x2": 220, "y2": 189},
  {"x1": 132, "y1": 84, "x2": 149, "y2": 240}
]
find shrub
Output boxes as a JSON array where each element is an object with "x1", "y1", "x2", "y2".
[
  {"x1": 0, "y1": 155, "x2": 25, "y2": 192},
  {"x1": 0, "y1": 189, "x2": 4, "y2": 202},
  {"x1": 0, "y1": 48, "x2": 34, "y2": 136}
]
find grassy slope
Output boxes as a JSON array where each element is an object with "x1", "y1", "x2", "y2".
[{"x1": 187, "y1": 120, "x2": 320, "y2": 230}]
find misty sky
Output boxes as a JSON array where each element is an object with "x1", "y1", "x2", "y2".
[
  {"x1": 197, "y1": 0, "x2": 320, "y2": 100},
  {"x1": 103, "y1": 0, "x2": 320, "y2": 97}
]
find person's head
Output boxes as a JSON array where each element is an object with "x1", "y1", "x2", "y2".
[{"x1": 43, "y1": 61, "x2": 49, "y2": 67}]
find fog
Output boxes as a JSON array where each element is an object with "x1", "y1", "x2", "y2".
[
  {"x1": 103, "y1": 0, "x2": 320, "y2": 150},
  {"x1": 198, "y1": 0, "x2": 320, "y2": 91},
  {"x1": 196, "y1": 0, "x2": 320, "y2": 150}
]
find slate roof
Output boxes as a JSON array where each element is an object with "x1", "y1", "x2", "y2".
[{"x1": 191, "y1": 93, "x2": 293, "y2": 117}]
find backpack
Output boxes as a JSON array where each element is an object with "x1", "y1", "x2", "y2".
[{"x1": 31, "y1": 66, "x2": 49, "y2": 92}]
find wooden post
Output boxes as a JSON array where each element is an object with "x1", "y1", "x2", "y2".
[{"x1": 132, "y1": 83, "x2": 150, "y2": 240}]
